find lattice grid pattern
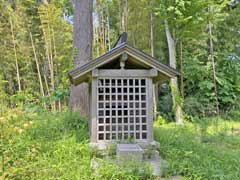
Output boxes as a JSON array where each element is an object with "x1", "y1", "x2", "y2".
[{"x1": 97, "y1": 78, "x2": 148, "y2": 141}]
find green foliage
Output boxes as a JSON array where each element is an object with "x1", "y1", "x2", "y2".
[
  {"x1": 154, "y1": 120, "x2": 240, "y2": 179},
  {"x1": 26, "y1": 111, "x2": 88, "y2": 141},
  {"x1": 184, "y1": 96, "x2": 215, "y2": 117},
  {"x1": 1, "y1": 109, "x2": 154, "y2": 179},
  {"x1": 155, "y1": 115, "x2": 168, "y2": 126},
  {"x1": 0, "y1": 0, "x2": 72, "y2": 111},
  {"x1": 0, "y1": 0, "x2": 239, "y2": 118},
  {"x1": 158, "y1": 85, "x2": 175, "y2": 121},
  {"x1": 170, "y1": 80, "x2": 183, "y2": 110},
  {"x1": 225, "y1": 110, "x2": 240, "y2": 121}
]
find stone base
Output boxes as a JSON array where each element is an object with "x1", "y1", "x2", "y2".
[
  {"x1": 89, "y1": 142, "x2": 108, "y2": 150},
  {"x1": 90, "y1": 141, "x2": 163, "y2": 176},
  {"x1": 89, "y1": 140, "x2": 160, "y2": 151},
  {"x1": 117, "y1": 144, "x2": 144, "y2": 162}
]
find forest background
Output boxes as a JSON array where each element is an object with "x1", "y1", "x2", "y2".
[{"x1": 0, "y1": 0, "x2": 239, "y2": 120}]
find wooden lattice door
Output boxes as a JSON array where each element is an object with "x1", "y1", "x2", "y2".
[{"x1": 97, "y1": 78, "x2": 148, "y2": 141}]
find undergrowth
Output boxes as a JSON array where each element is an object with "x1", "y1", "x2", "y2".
[
  {"x1": 1, "y1": 109, "x2": 153, "y2": 180},
  {"x1": 154, "y1": 118, "x2": 240, "y2": 180},
  {"x1": 2, "y1": 109, "x2": 240, "y2": 179}
]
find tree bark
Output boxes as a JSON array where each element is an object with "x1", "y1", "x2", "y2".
[
  {"x1": 70, "y1": 0, "x2": 93, "y2": 116},
  {"x1": 165, "y1": 20, "x2": 183, "y2": 124}
]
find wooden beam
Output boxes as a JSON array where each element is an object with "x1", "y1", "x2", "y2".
[
  {"x1": 97, "y1": 69, "x2": 158, "y2": 77},
  {"x1": 92, "y1": 69, "x2": 98, "y2": 77}
]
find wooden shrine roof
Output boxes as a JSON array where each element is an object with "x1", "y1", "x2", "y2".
[{"x1": 69, "y1": 41, "x2": 180, "y2": 85}]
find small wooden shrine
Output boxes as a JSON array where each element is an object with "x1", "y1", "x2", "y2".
[{"x1": 68, "y1": 33, "x2": 179, "y2": 146}]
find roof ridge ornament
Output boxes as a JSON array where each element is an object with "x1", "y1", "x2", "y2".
[
  {"x1": 120, "y1": 52, "x2": 128, "y2": 69},
  {"x1": 113, "y1": 32, "x2": 128, "y2": 48}
]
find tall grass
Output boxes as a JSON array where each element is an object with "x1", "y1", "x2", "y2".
[
  {"x1": 2, "y1": 109, "x2": 240, "y2": 179},
  {"x1": 154, "y1": 120, "x2": 240, "y2": 180},
  {"x1": 1, "y1": 109, "x2": 153, "y2": 180}
]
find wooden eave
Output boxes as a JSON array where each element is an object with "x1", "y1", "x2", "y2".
[{"x1": 68, "y1": 43, "x2": 180, "y2": 85}]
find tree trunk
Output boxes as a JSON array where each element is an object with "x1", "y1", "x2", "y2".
[
  {"x1": 120, "y1": 0, "x2": 128, "y2": 32},
  {"x1": 150, "y1": 11, "x2": 154, "y2": 57},
  {"x1": 96, "y1": 1, "x2": 106, "y2": 55},
  {"x1": 43, "y1": 75, "x2": 49, "y2": 94},
  {"x1": 208, "y1": 20, "x2": 220, "y2": 115},
  {"x1": 70, "y1": 0, "x2": 93, "y2": 116},
  {"x1": 29, "y1": 31, "x2": 44, "y2": 97},
  {"x1": 42, "y1": 0, "x2": 55, "y2": 97},
  {"x1": 39, "y1": 4, "x2": 56, "y2": 111},
  {"x1": 106, "y1": 3, "x2": 111, "y2": 51},
  {"x1": 9, "y1": 16, "x2": 21, "y2": 92},
  {"x1": 150, "y1": 7, "x2": 158, "y2": 120},
  {"x1": 165, "y1": 20, "x2": 183, "y2": 124},
  {"x1": 100, "y1": 10, "x2": 106, "y2": 54},
  {"x1": 95, "y1": 27, "x2": 100, "y2": 57},
  {"x1": 180, "y1": 41, "x2": 184, "y2": 99}
]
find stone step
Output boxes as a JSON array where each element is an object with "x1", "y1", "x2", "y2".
[{"x1": 117, "y1": 144, "x2": 144, "y2": 161}]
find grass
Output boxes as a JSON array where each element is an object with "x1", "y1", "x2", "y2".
[
  {"x1": 1, "y1": 109, "x2": 240, "y2": 179},
  {"x1": 1, "y1": 109, "x2": 153, "y2": 180},
  {"x1": 154, "y1": 119, "x2": 240, "y2": 180}
]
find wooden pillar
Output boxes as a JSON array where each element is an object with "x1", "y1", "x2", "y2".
[
  {"x1": 90, "y1": 76, "x2": 98, "y2": 143},
  {"x1": 147, "y1": 77, "x2": 154, "y2": 142},
  {"x1": 88, "y1": 81, "x2": 92, "y2": 139}
]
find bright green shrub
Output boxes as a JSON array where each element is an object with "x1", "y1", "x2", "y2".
[{"x1": 154, "y1": 115, "x2": 168, "y2": 126}]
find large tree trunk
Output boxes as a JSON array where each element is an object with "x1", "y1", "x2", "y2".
[
  {"x1": 165, "y1": 20, "x2": 183, "y2": 124},
  {"x1": 70, "y1": 0, "x2": 93, "y2": 116}
]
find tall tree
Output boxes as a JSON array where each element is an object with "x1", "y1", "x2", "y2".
[
  {"x1": 70, "y1": 0, "x2": 93, "y2": 116},
  {"x1": 154, "y1": 0, "x2": 208, "y2": 122},
  {"x1": 165, "y1": 19, "x2": 183, "y2": 124}
]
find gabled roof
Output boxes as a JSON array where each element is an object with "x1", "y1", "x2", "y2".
[{"x1": 69, "y1": 42, "x2": 180, "y2": 85}]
